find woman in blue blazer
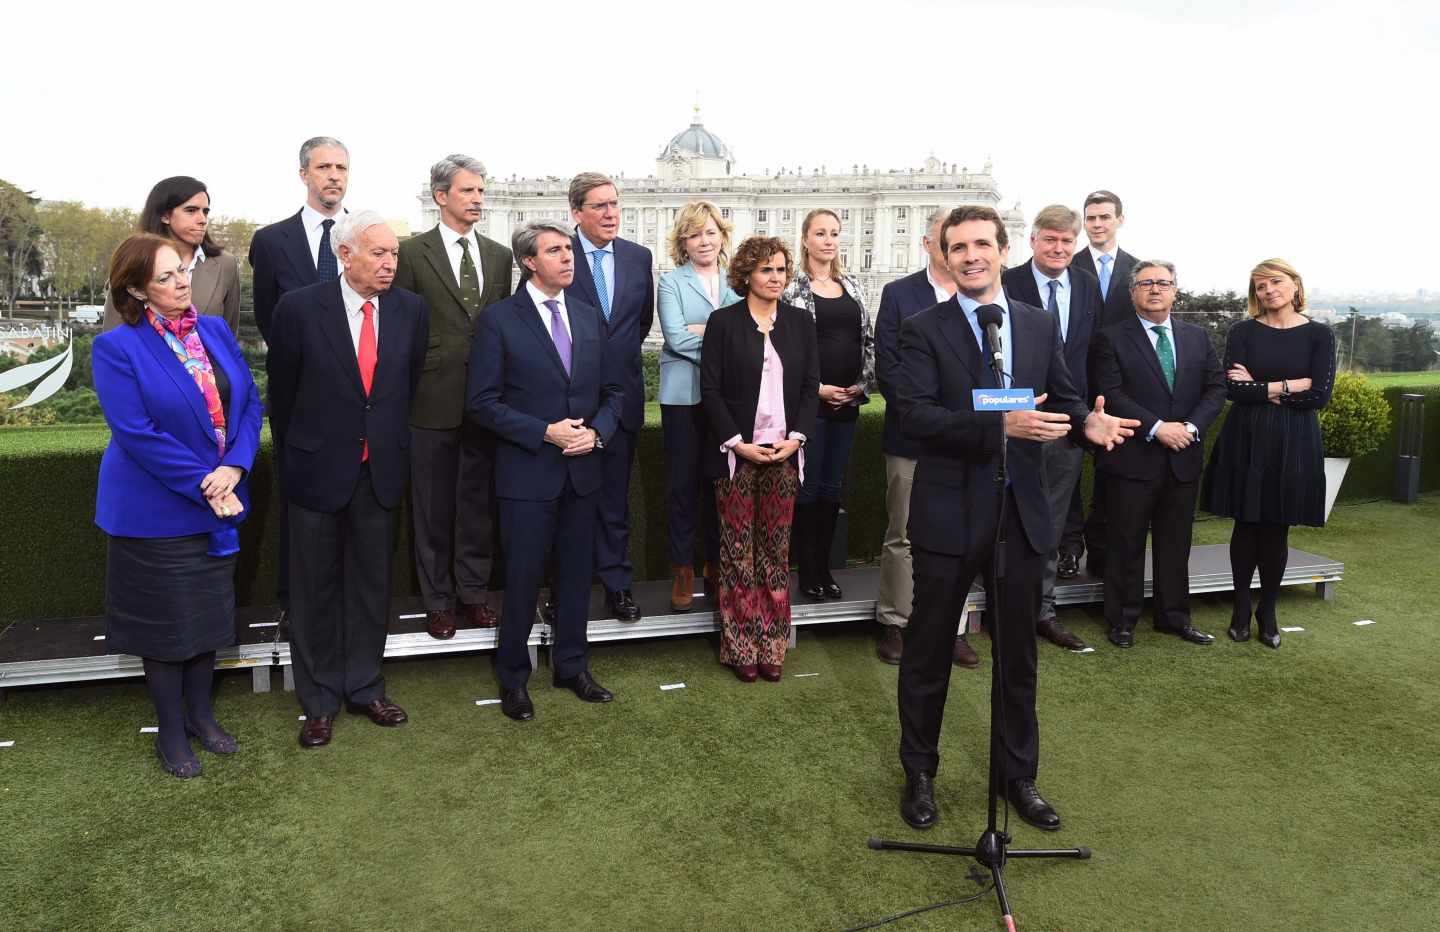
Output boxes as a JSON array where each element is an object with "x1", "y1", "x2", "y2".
[
  {"x1": 93, "y1": 234, "x2": 262, "y2": 779},
  {"x1": 657, "y1": 201, "x2": 739, "y2": 612}
]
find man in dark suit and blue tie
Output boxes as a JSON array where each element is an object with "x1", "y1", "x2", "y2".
[
  {"x1": 894, "y1": 206, "x2": 1137, "y2": 833},
  {"x1": 566, "y1": 172, "x2": 654, "y2": 622},
  {"x1": 266, "y1": 211, "x2": 429, "y2": 748},
  {"x1": 1001, "y1": 205, "x2": 1102, "y2": 653},
  {"x1": 468, "y1": 221, "x2": 624, "y2": 722},
  {"x1": 873, "y1": 208, "x2": 978, "y2": 668},
  {"x1": 1090, "y1": 260, "x2": 1226, "y2": 649},
  {"x1": 1071, "y1": 189, "x2": 1140, "y2": 578},
  {"x1": 247, "y1": 136, "x2": 350, "y2": 618}
]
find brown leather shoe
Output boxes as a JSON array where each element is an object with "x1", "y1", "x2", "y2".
[
  {"x1": 347, "y1": 697, "x2": 408, "y2": 726},
  {"x1": 876, "y1": 625, "x2": 904, "y2": 664},
  {"x1": 731, "y1": 663, "x2": 758, "y2": 682},
  {"x1": 426, "y1": 609, "x2": 457, "y2": 640},
  {"x1": 1037, "y1": 617, "x2": 1089, "y2": 651},
  {"x1": 757, "y1": 663, "x2": 783, "y2": 682},
  {"x1": 462, "y1": 602, "x2": 498, "y2": 628},
  {"x1": 299, "y1": 716, "x2": 333, "y2": 749},
  {"x1": 670, "y1": 564, "x2": 695, "y2": 613},
  {"x1": 952, "y1": 635, "x2": 980, "y2": 668}
]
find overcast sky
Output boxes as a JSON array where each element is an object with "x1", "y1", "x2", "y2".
[{"x1": 4, "y1": 1, "x2": 1436, "y2": 294}]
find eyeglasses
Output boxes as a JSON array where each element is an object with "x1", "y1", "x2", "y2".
[
  {"x1": 1133, "y1": 279, "x2": 1175, "y2": 291},
  {"x1": 582, "y1": 200, "x2": 620, "y2": 213}
]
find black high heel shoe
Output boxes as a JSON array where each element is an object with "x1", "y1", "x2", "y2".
[
  {"x1": 1256, "y1": 612, "x2": 1281, "y2": 650},
  {"x1": 1227, "y1": 612, "x2": 1252, "y2": 643}
]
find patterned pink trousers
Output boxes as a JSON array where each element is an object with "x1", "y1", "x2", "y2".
[{"x1": 715, "y1": 459, "x2": 799, "y2": 666}]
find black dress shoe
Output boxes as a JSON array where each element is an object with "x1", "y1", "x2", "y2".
[
  {"x1": 1227, "y1": 619, "x2": 1252, "y2": 642},
  {"x1": 876, "y1": 626, "x2": 903, "y2": 665},
  {"x1": 1172, "y1": 625, "x2": 1215, "y2": 645},
  {"x1": 606, "y1": 589, "x2": 642, "y2": 623},
  {"x1": 1037, "y1": 617, "x2": 1089, "y2": 651},
  {"x1": 554, "y1": 670, "x2": 614, "y2": 703},
  {"x1": 1007, "y1": 779, "x2": 1061, "y2": 831},
  {"x1": 1257, "y1": 615, "x2": 1281, "y2": 650},
  {"x1": 501, "y1": 686, "x2": 534, "y2": 721},
  {"x1": 1057, "y1": 552, "x2": 1081, "y2": 579},
  {"x1": 818, "y1": 573, "x2": 843, "y2": 600},
  {"x1": 900, "y1": 771, "x2": 938, "y2": 830},
  {"x1": 799, "y1": 578, "x2": 826, "y2": 600},
  {"x1": 1107, "y1": 628, "x2": 1133, "y2": 648}
]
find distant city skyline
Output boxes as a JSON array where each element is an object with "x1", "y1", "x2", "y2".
[{"x1": 4, "y1": 1, "x2": 1436, "y2": 294}]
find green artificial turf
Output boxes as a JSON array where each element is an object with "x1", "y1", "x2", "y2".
[{"x1": 2, "y1": 497, "x2": 1439, "y2": 931}]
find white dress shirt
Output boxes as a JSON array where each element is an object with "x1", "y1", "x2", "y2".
[
  {"x1": 302, "y1": 204, "x2": 346, "y2": 268},
  {"x1": 185, "y1": 247, "x2": 206, "y2": 275},
  {"x1": 526, "y1": 280, "x2": 572, "y2": 342},
  {"x1": 925, "y1": 266, "x2": 954, "y2": 305},
  {"x1": 437, "y1": 220, "x2": 487, "y2": 294},
  {"x1": 1135, "y1": 313, "x2": 1196, "y2": 442},
  {"x1": 1031, "y1": 264, "x2": 1071, "y2": 341},
  {"x1": 339, "y1": 274, "x2": 379, "y2": 352}
]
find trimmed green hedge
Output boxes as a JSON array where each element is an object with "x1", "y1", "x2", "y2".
[{"x1": 4, "y1": 386, "x2": 1438, "y2": 624}]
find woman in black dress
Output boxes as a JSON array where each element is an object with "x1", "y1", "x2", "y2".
[{"x1": 1201, "y1": 259, "x2": 1335, "y2": 648}]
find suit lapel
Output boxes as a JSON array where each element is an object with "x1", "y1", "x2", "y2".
[
  {"x1": 935, "y1": 298, "x2": 989, "y2": 387},
  {"x1": 190, "y1": 257, "x2": 222, "y2": 316},
  {"x1": 370, "y1": 292, "x2": 406, "y2": 397},
  {"x1": 281, "y1": 210, "x2": 318, "y2": 285},
  {"x1": 138, "y1": 319, "x2": 217, "y2": 444},
  {"x1": 680, "y1": 263, "x2": 710, "y2": 308},
  {"x1": 515, "y1": 293, "x2": 571, "y2": 381},
  {"x1": 908, "y1": 272, "x2": 935, "y2": 313},
  {"x1": 1012, "y1": 261, "x2": 1043, "y2": 307},
  {"x1": 608, "y1": 241, "x2": 624, "y2": 313},
  {"x1": 570, "y1": 236, "x2": 602, "y2": 310},
  {"x1": 320, "y1": 283, "x2": 367, "y2": 399},
  {"x1": 421, "y1": 227, "x2": 468, "y2": 309},
  {"x1": 1065, "y1": 273, "x2": 1095, "y2": 353},
  {"x1": 1126, "y1": 316, "x2": 1172, "y2": 396}
]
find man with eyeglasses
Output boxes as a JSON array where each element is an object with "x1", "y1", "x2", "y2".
[
  {"x1": 1089, "y1": 261, "x2": 1225, "y2": 649},
  {"x1": 566, "y1": 172, "x2": 655, "y2": 622}
]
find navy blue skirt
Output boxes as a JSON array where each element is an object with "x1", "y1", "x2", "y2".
[{"x1": 105, "y1": 534, "x2": 236, "y2": 661}]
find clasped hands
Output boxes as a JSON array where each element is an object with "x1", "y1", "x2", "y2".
[
  {"x1": 546, "y1": 418, "x2": 600, "y2": 456},
  {"x1": 733, "y1": 438, "x2": 802, "y2": 465},
  {"x1": 819, "y1": 383, "x2": 860, "y2": 408},
  {"x1": 1003, "y1": 393, "x2": 1139, "y2": 451},
  {"x1": 201, "y1": 465, "x2": 245, "y2": 519},
  {"x1": 1227, "y1": 363, "x2": 1310, "y2": 405}
]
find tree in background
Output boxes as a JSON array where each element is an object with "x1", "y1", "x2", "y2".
[
  {"x1": 1, "y1": 179, "x2": 45, "y2": 312},
  {"x1": 37, "y1": 202, "x2": 136, "y2": 307},
  {"x1": 1175, "y1": 289, "x2": 1246, "y2": 357}
]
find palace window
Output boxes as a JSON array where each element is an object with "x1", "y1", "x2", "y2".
[
  {"x1": 720, "y1": 207, "x2": 731, "y2": 219},
  {"x1": 862, "y1": 250, "x2": 873, "y2": 271},
  {"x1": 862, "y1": 209, "x2": 875, "y2": 223},
  {"x1": 781, "y1": 209, "x2": 792, "y2": 222},
  {"x1": 757, "y1": 209, "x2": 768, "y2": 222},
  {"x1": 840, "y1": 209, "x2": 850, "y2": 222},
  {"x1": 896, "y1": 207, "x2": 908, "y2": 220}
]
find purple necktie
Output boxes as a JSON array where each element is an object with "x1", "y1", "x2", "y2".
[{"x1": 544, "y1": 299, "x2": 571, "y2": 376}]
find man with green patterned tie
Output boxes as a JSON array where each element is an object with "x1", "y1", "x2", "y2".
[
  {"x1": 1089, "y1": 260, "x2": 1225, "y2": 649},
  {"x1": 394, "y1": 155, "x2": 514, "y2": 640}
]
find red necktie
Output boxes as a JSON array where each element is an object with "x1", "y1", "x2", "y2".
[{"x1": 358, "y1": 300, "x2": 376, "y2": 461}]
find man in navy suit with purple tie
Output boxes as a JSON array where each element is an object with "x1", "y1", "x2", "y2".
[{"x1": 469, "y1": 221, "x2": 624, "y2": 722}]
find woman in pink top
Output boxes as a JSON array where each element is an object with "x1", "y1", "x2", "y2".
[{"x1": 699, "y1": 237, "x2": 820, "y2": 682}]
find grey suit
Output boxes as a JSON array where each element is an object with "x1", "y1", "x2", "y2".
[
  {"x1": 393, "y1": 225, "x2": 513, "y2": 613},
  {"x1": 102, "y1": 251, "x2": 241, "y2": 334}
]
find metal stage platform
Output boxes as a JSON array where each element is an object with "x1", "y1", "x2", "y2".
[{"x1": 0, "y1": 545, "x2": 1343, "y2": 694}]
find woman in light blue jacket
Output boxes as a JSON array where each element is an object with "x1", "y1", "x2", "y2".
[{"x1": 658, "y1": 201, "x2": 739, "y2": 612}]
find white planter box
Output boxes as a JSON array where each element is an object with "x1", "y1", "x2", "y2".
[{"x1": 1323, "y1": 456, "x2": 1350, "y2": 522}]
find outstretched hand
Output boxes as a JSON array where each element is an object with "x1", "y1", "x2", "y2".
[{"x1": 1082, "y1": 395, "x2": 1140, "y2": 450}]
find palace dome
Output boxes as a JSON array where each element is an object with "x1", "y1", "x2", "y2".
[{"x1": 661, "y1": 119, "x2": 733, "y2": 160}]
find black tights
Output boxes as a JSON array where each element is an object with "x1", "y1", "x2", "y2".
[
  {"x1": 142, "y1": 652, "x2": 220, "y2": 762},
  {"x1": 1230, "y1": 522, "x2": 1290, "y2": 629}
]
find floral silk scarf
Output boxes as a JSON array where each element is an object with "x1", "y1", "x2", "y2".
[{"x1": 147, "y1": 306, "x2": 226, "y2": 456}]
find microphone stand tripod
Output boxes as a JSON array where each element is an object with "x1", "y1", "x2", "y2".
[{"x1": 868, "y1": 332, "x2": 1090, "y2": 931}]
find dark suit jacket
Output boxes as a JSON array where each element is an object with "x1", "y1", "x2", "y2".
[
  {"x1": 265, "y1": 281, "x2": 429, "y2": 512},
  {"x1": 249, "y1": 209, "x2": 320, "y2": 343},
  {"x1": 102, "y1": 252, "x2": 242, "y2": 335},
  {"x1": 699, "y1": 301, "x2": 820, "y2": 479},
  {"x1": 875, "y1": 269, "x2": 939, "y2": 459},
  {"x1": 393, "y1": 225, "x2": 513, "y2": 430},
  {"x1": 466, "y1": 290, "x2": 622, "y2": 501},
  {"x1": 92, "y1": 316, "x2": 262, "y2": 537},
  {"x1": 1090, "y1": 315, "x2": 1225, "y2": 482},
  {"x1": 896, "y1": 297, "x2": 1089, "y2": 557},
  {"x1": 566, "y1": 235, "x2": 654, "y2": 432},
  {"x1": 1001, "y1": 259, "x2": 1102, "y2": 404},
  {"x1": 1072, "y1": 245, "x2": 1140, "y2": 330}
]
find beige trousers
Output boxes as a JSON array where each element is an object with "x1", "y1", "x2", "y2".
[{"x1": 875, "y1": 453, "x2": 916, "y2": 628}]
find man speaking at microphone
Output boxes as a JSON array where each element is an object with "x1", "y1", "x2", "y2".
[{"x1": 893, "y1": 205, "x2": 1137, "y2": 832}]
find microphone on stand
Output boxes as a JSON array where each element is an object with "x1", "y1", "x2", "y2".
[{"x1": 976, "y1": 303, "x2": 1006, "y2": 386}]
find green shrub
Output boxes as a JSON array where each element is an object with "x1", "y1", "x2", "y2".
[{"x1": 1320, "y1": 372, "x2": 1391, "y2": 459}]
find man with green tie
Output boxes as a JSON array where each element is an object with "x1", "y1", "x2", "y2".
[
  {"x1": 1089, "y1": 261, "x2": 1226, "y2": 649},
  {"x1": 394, "y1": 155, "x2": 514, "y2": 640}
]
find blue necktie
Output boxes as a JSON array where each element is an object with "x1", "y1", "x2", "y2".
[
  {"x1": 1097, "y1": 253, "x2": 1113, "y2": 299},
  {"x1": 591, "y1": 249, "x2": 612, "y2": 321},
  {"x1": 1047, "y1": 279, "x2": 1063, "y2": 341},
  {"x1": 316, "y1": 219, "x2": 338, "y2": 283}
]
